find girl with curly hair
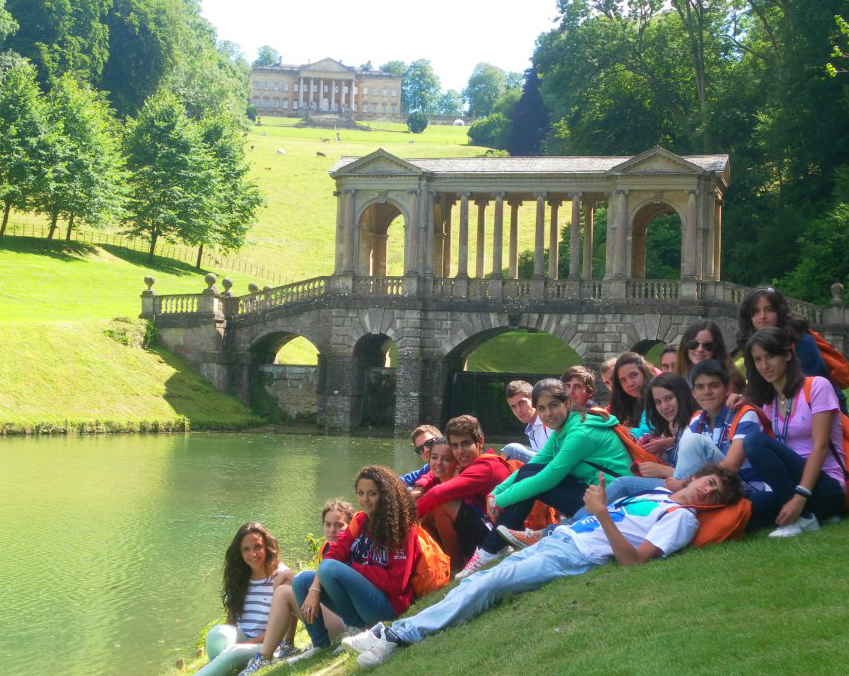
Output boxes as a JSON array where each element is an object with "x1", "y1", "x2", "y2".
[
  {"x1": 197, "y1": 522, "x2": 291, "y2": 676},
  {"x1": 290, "y1": 466, "x2": 418, "y2": 654},
  {"x1": 676, "y1": 320, "x2": 746, "y2": 392}
]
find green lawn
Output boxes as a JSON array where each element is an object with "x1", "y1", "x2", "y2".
[
  {"x1": 465, "y1": 329, "x2": 583, "y2": 374},
  {"x1": 171, "y1": 520, "x2": 849, "y2": 676}
]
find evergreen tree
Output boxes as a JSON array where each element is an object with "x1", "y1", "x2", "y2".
[{"x1": 507, "y1": 67, "x2": 549, "y2": 155}]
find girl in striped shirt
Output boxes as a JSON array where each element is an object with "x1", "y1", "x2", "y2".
[{"x1": 196, "y1": 522, "x2": 291, "y2": 676}]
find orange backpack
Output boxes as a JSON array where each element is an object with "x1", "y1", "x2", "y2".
[
  {"x1": 403, "y1": 526, "x2": 451, "y2": 598},
  {"x1": 349, "y1": 514, "x2": 451, "y2": 599},
  {"x1": 586, "y1": 407, "x2": 664, "y2": 474},
  {"x1": 500, "y1": 457, "x2": 560, "y2": 529},
  {"x1": 666, "y1": 499, "x2": 752, "y2": 547},
  {"x1": 801, "y1": 378, "x2": 849, "y2": 512},
  {"x1": 809, "y1": 330, "x2": 849, "y2": 388}
]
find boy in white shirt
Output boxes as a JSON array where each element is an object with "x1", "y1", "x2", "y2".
[{"x1": 501, "y1": 380, "x2": 551, "y2": 463}]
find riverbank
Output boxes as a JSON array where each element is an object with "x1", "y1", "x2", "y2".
[{"x1": 170, "y1": 518, "x2": 849, "y2": 676}]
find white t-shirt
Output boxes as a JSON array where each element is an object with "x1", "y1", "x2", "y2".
[
  {"x1": 237, "y1": 562, "x2": 290, "y2": 639},
  {"x1": 565, "y1": 490, "x2": 698, "y2": 564},
  {"x1": 526, "y1": 414, "x2": 552, "y2": 451}
]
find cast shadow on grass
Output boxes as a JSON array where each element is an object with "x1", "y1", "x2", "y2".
[
  {"x1": 0, "y1": 235, "x2": 98, "y2": 262},
  {"x1": 100, "y1": 244, "x2": 207, "y2": 279},
  {"x1": 155, "y1": 347, "x2": 262, "y2": 430}
]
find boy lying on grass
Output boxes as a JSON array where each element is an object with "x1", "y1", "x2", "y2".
[{"x1": 342, "y1": 464, "x2": 743, "y2": 669}]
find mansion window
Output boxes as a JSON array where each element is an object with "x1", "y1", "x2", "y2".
[
  {"x1": 363, "y1": 87, "x2": 368, "y2": 94},
  {"x1": 283, "y1": 83, "x2": 289, "y2": 92},
  {"x1": 293, "y1": 100, "x2": 298, "y2": 110},
  {"x1": 391, "y1": 104, "x2": 397, "y2": 114},
  {"x1": 382, "y1": 88, "x2": 387, "y2": 96},
  {"x1": 283, "y1": 99, "x2": 289, "y2": 109},
  {"x1": 294, "y1": 83, "x2": 299, "y2": 92},
  {"x1": 391, "y1": 90, "x2": 397, "y2": 97},
  {"x1": 273, "y1": 82, "x2": 279, "y2": 90},
  {"x1": 264, "y1": 82, "x2": 270, "y2": 90}
]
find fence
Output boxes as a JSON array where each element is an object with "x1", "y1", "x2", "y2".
[{"x1": 2, "y1": 222, "x2": 291, "y2": 286}]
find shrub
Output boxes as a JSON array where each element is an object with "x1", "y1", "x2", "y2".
[
  {"x1": 407, "y1": 111, "x2": 429, "y2": 134},
  {"x1": 468, "y1": 112, "x2": 510, "y2": 150}
]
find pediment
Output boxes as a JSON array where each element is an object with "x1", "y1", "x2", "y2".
[
  {"x1": 608, "y1": 146, "x2": 703, "y2": 175},
  {"x1": 302, "y1": 58, "x2": 351, "y2": 73},
  {"x1": 329, "y1": 149, "x2": 425, "y2": 178}
]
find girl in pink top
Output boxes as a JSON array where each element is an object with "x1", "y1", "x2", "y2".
[{"x1": 742, "y1": 328, "x2": 846, "y2": 537}]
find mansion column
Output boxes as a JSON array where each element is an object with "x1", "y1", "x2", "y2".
[
  {"x1": 582, "y1": 199, "x2": 594, "y2": 281},
  {"x1": 299, "y1": 77, "x2": 305, "y2": 107},
  {"x1": 508, "y1": 199, "x2": 521, "y2": 279},
  {"x1": 682, "y1": 189, "x2": 698, "y2": 280},
  {"x1": 534, "y1": 192, "x2": 547, "y2": 279},
  {"x1": 330, "y1": 79, "x2": 336, "y2": 111},
  {"x1": 351, "y1": 79, "x2": 357, "y2": 112},
  {"x1": 569, "y1": 193, "x2": 582, "y2": 279},
  {"x1": 475, "y1": 199, "x2": 487, "y2": 278},
  {"x1": 442, "y1": 197, "x2": 454, "y2": 277},
  {"x1": 613, "y1": 189, "x2": 628, "y2": 278},
  {"x1": 309, "y1": 77, "x2": 315, "y2": 109},
  {"x1": 548, "y1": 198, "x2": 560, "y2": 280},
  {"x1": 319, "y1": 78, "x2": 324, "y2": 110},
  {"x1": 457, "y1": 192, "x2": 470, "y2": 278},
  {"x1": 491, "y1": 192, "x2": 504, "y2": 278}
]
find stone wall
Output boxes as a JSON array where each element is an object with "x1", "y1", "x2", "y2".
[{"x1": 257, "y1": 365, "x2": 319, "y2": 420}]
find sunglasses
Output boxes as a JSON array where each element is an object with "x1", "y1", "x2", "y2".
[
  {"x1": 414, "y1": 437, "x2": 437, "y2": 455},
  {"x1": 687, "y1": 340, "x2": 714, "y2": 352}
]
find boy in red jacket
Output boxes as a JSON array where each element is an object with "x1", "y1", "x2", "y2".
[{"x1": 413, "y1": 415, "x2": 512, "y2": 567}]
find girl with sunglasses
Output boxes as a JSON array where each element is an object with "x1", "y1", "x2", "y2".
[
  {"x1": 676, "y1": 320, "x2": 745, "y2": 392},
  {"x1": 736, "y1": 286, "x2": 847, "y2": 413}
]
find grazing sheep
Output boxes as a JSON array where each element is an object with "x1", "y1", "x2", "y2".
[
  {"x1": 277, "y1": 148, "x2": 286, "y2": 155},
  {"x1": 316, "y1": 151, "x2": 326, "y2": 158}
]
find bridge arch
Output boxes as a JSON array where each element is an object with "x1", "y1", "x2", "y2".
[
  {"x1": 351, "y1": 332, "x2": 396, "y2": 428},
  {"x1": 357, "y1": 196, "x2": 410, "y2": 277},
  {"x1": 629, "y1": 198, "x2": 685, "y2": 280}
]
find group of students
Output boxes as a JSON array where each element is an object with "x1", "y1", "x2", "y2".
[{"x1": 196, "y1": 286, "x2": 848, "y2": 675}]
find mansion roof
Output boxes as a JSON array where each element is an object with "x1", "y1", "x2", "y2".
[{"x1": 252, "y1": 57, "x2": 400, "y2": 79}]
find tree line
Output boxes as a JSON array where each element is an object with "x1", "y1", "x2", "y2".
[
  {"x1": 471, "y1": 0, "x2": 849, "y2": 303},
  {"x1": 0, "y1": 0, "x2": 261, "y2": 262}
]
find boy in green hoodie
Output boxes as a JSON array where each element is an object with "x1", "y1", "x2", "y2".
[{"x1": 455, "y1": 378, "x2": 633, "y2": 579}]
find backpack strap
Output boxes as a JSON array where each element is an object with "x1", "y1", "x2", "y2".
[
  {"x1": 728, "y1": 404, "x2": 773, "y2": 439},
  {"x1": 801, "y1": 378, "x2": 849, "y2": 478},
  {"x1": 401, "y1": 526, "x2": 419, "y2": 590},
  {"x1": 581, "y1": 459, "x2": 623, "y2": 479}
]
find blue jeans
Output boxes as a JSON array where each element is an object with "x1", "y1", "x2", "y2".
[
  {"x1": 293, "y1": 560, "x2": 396, "y2": 648},
  {"x1": 568, "y1": 475, "x2": 665, "y2": 522},
  {"x1": 390, "y1": 530, "x2": 594, "y2": 644},
  {"x1": 672, "y1": 433, "x2": 726, "y2": 479},
  {"x1": 743, "y1": 431, "x2": 845, "y2": 531},
  {"x1": 500, "y1": 443, "x2": 536, "y2": 463}
]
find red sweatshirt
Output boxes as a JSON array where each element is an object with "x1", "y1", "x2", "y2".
[
  {"x1": 415, "y1": 450, "x2": 513, "y2": 517},
  {"x1": 323, "y1": 512, "x2": 415, "y2": 616}
]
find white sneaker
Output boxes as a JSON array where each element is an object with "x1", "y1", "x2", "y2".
[
  {"x1": 356, "y1": 634, "x2": 400, "y2": 669},
  {"x1": 285, "y1": 645, "x2": 320, "y2": 665},
  {"x1": 332, "y1": 626, "x2": 364, "y2": 654},
  {"x1": 769, "y1": 514, "x2": 821, "y2": 538},
  {"x1": 341, "y1": 623, "x2": 384, "y2": 654},
  {"x1": 454, "y1": 545, "x2": 511, "y2": 579}
]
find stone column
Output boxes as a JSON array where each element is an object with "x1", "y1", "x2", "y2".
[
  {"x1": 331, "y1": 79, "x2": 337, "y2": 111},
  {"x1": 333, "y1": 190, "x2": 344, "y2": 274},
  {"x1": 351, "y1": 79, "x2": 357, "y2": 112},
  {"x1": 405, "y1": 189, "x2": 420, "y2": 276},
  {"x1": 442, "y1": 197, "x2": 453, "y2": 277},
  {"x1": 457, "y1": 192, "x2": 470, "y2": 278},
  {"x1": 704, "y1": 190, "x2": 717, "y2": 280},
  {"x1": 491, "y1": 192, "x2": 505, "y2": 278},
  {"x1": 569, "y1": 193, "x2": 582, "y2": 279},
  {"x1": 582, "y1": 200, "x2": 594, "y2": 280},
  {"x1": 309, "y1": 77, "x2": 315, "y2": 109},
  {"x1": 423, "y1": 190, "x2": 435, "y2": 277},
  {"x1": 534, "y1": 192, "x2": 547, "y2": 279},
  {"x1": 475, "y1": 199, "x2": 487, "y2": 278},
  {"x1": 548, "y1": 199, "x2": 560, "y2": 279},
  {"x1": 604, "y1": 192, "x2": 616, "y2": 280},
  {"x1": 342, "y1": 189, "x2": 356, "y2": 274},
  {"x1": 613, "y1": 189, "x2": 628, "y2": 278},
  {"x1": 372, "y1": 233, "x2": 388, "y2": 276},
  {"x1": 299, "y1": 77, "x2": 304, "y2": 107},
  {"x1": 508, "y1": 199, "x2": 521, "y2": 279},
  {"x1": 714, "y1": 198, "x2": 723, "y2": 281},
  {"x1": 682, "y1": 189, "x2": 698, "y2": 280}
]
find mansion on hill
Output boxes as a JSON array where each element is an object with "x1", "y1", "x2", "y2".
[{"x1": 251, "y1": 58, "x2": 402, "y2": 120}]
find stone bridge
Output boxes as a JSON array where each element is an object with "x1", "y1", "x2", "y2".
[{"x1": 142, "y1": 274, "x2": 849, "y2": 433}]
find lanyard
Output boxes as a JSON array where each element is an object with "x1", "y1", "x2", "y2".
[
  {"x1": 697, "y1": 409, "x2": 731, "y2": 450},
  {"x1": 772, "y1": 394, "x2": 794, "y2": 444}
]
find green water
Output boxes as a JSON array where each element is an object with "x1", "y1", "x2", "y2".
[{"x1": 0, "y1": 432, "x2": 420, "y2": 676}]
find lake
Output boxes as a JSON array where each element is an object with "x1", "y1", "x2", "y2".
[{"x1": 0, "y1": 432, "x2": 421, "y2": 676}]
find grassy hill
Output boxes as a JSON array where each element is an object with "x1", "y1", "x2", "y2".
[{"x1": 170, "y1": 519, "x2": 849, "y2": 676}]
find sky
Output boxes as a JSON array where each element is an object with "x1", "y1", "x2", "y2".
[{"x1": 200, "y1": 0, "x2": 560, "y2": 92}]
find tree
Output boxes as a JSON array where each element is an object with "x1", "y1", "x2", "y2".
[
  {"x1": 37, "y1": 74, "x2": 125, "y2": 240},
  {"x1": 505, "y1": 70, "x2": 524, "y2": 90},
  {"x1": 407, "y1": 110, "x2": 429, "y2": 133},
  {"x1": 507, "y1": 67, "x2": 549, "y2": 155},
  {"x1": 435, "y1": 89, "x2": 464, "y2": 116},
  {"x1": 402, "y1": 59, "x2": 440, "y2": 113},
  {"x1": 468, "y1": 113, "x2": 510, "y2": 149},
  {"x1": 5, "y1": 0, "x2": 111, "y2": 88},
  {"x1": 379, "y1": 60, "x2": 406, "y2": 75},
  {"x1": 0, "y1": 59, "x2": 51, "y2": 237},
  {"x1": 463, "y1": 63, "x2": 507, "y2": 117},
  {"x1": 0, "y1": 0, "x2": 18, "y2": 44},
  {"x1": 360, "y1": 60, "x2": 373, "y2": 70},
  {"x1": 196, "y1": 113, "x2": 263, "y2": 267},
  {"x1": 123, "y1": 91, "x2": 217, "y2": 261},
  {"x1": 253, "y1": 44, "x2": 280, "y2": 67}
]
